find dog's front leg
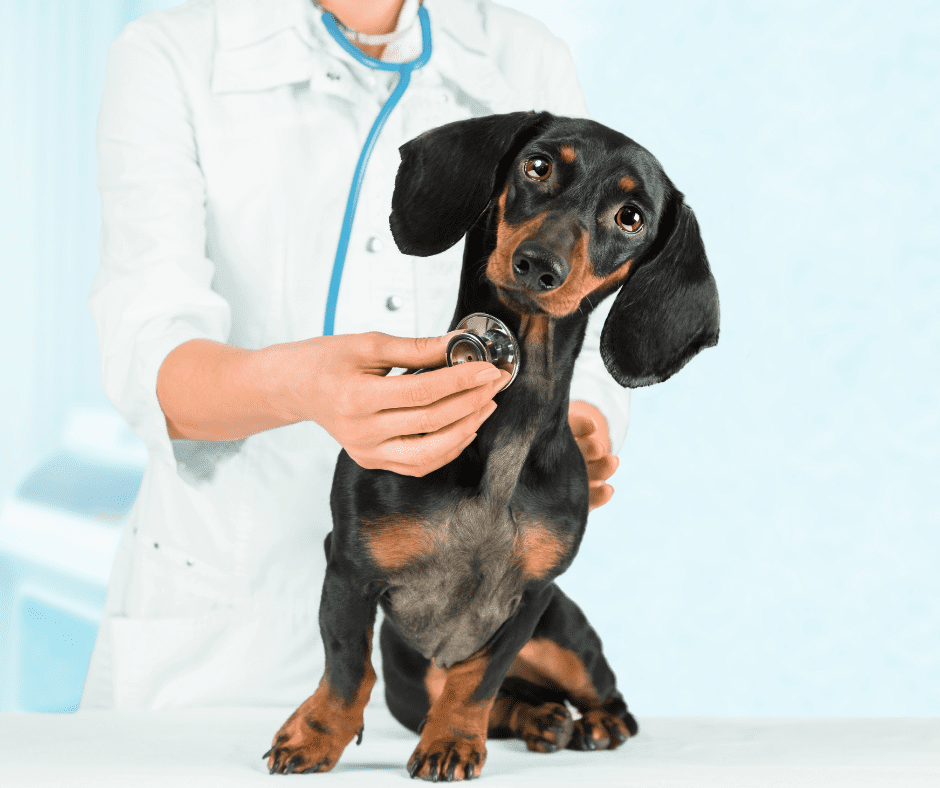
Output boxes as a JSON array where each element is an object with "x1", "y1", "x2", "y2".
[
  {"x1": 265, "y1": 564, "x2": 377, "y2": 775},
  {"x1": 408, "y1": 585, "x2": 555, "y2": 782}
]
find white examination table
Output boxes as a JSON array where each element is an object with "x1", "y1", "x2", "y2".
[{"x1": 1, "y1": 701, "x2": 937, "y2": 787}]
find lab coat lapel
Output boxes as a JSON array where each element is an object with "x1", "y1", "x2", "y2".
[
  {"x1": 422, "y1": 0, "x2": 518, "y2": 115},
  {"x1": 212, "y1": 0, "x2": 517, "y2": 113}
]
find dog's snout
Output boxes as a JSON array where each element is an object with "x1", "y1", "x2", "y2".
[{"x1": 511, "y1": 242, "x2": 570, "y2": 292}]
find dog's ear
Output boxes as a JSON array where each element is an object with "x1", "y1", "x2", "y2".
[
  {"x1": 600, "y1": 191, "x2": 720, "y2": 387},
  {"x1": 390, "y1": 111, "x2": 553, "y2": 257}
]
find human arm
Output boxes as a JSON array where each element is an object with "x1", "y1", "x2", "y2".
[
  {"x1": 156, "y1": 332, "x2": 509, "y2": 476},
  {"x1": 89, "y1": 18, "x2": 507, "y2": 478}
]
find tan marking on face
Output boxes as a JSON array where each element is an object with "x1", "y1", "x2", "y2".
[
  {"x1": 485, "y1": 187, "x2": 548, "y2": 300},
  {"x1": 620, "y1": 176, "x2": 637, "y2": 192},
  {"x1": 267, "y1": 614, "x2": 376, "y2": 772},
  {"x1": 361, "y1": 515, "x2": 449, "y2": 570},
  {"x1": 537, "y1": 232, "x2": 635, "y2": 317},
  {"x1": 507, "y1": 636, "x2": 603, "y2": 710},
  {"x1": 513, "y1": 521, "x2": 569, "y2": 581},
  {"x1": 487, "y1": 185, "x2": 634, "y2": 318},
  {"x1": 560, "y1": 145, "x2": 577, "y2": 163},
  {"x1": 412, "y1": 649, "x2": 494, "y2": 779}
]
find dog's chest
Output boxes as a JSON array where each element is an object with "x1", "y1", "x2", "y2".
[
  {"x1": 378, "y1": 495, "x2": 524, "y2": 669},
  {"x1": 374, "y1": 418, "x2": 566, "y2": 669}
]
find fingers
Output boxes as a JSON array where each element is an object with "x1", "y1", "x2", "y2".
[
  {"x1": 588, "y1": 483, "x2": 614, "y2": 511},
  {"x1": 350, "y1": 398, "x2": 498, "y2": 477},
  {"x1": 586, "y1": 454, "x2": 619, "y2": 484},
  {"x1": 373, "y1": 360, "x2": 506, "y2": 411},
  {"x1": 376, "y1": 428, "x2": 480, "y2": 478},
  {"x1": 568, "y1": 400, "x2": 606, "y2": 440},
  {"x1": 354, "y1": 330, "x2": 463, "y2": 371},
  {"x1": 569, "y1": 415, "x2": 597, "y2": 439},
  {"x1": 372, "y1": 370, "x2": 509, "y2": 439},
  {"x1": 575, "y1": 432, "x2": 613, "y2": 463}
]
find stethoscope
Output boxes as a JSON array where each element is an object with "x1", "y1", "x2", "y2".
[
  {"x1": 319, "y1": 3, "x2": 431, "y2": 339},
  {"x1": 318, "y1": 3, "x2": 520, "y2": 389}
]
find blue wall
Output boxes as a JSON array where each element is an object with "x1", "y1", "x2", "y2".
[
  {"x1": 501, "y1": 0, "x2": 940, "y2": 715},
  {"x1": 0, "y1": 1, "x2": 179, "y2": 502},
  {"x1": 1, "y1": 0, "x2": 937, "y2": 716}
]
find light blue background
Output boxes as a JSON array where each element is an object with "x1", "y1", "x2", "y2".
[{"x1": 1, "y1": 0, "x2": 938, "y2": 716}]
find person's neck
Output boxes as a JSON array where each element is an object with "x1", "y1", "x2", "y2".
[{"x1": 318, "y1": 0, "x2": 409, "y2": 59}]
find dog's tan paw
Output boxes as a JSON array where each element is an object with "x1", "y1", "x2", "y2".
[
  {"x1": 407, "y1": 735, "x2": 487, "y2": 781},
  {"x1": 265, "y1": 713, "x2": 361, "y2": 775},
  {"x1": 515, "y1": 701, "x2": 574, "y2": 753},
  {"x1": 566, "y1": 708, "x2": 632, "y2": 751}
]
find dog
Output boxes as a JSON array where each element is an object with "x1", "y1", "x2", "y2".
[{"x1": 264, "y1": 111, "x2": 720, "y2": 780}]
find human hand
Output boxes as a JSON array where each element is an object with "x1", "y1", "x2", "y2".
[
  {"x1": 568, "y1": 400, "x2": 619, "y2": 511},
  {"x1": 267, "y1": 331, "x2": 509, "y2": 476}
]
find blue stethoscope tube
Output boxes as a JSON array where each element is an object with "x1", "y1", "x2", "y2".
[{"x1": 321, "y1": 6, "x2": 432, "y2": 337}]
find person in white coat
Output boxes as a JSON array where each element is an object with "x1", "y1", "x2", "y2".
[{"x1": 81, "y1": 0, "x2": 630, "y2": 711}]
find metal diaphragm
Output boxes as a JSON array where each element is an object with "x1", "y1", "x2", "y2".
[{"x1": 445, "y1": 313, "x2": 520, "y2": 390}]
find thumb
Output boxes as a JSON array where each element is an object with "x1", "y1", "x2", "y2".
[{"x1": 366, "y1": 330, "x2": 464, "y2": 369}]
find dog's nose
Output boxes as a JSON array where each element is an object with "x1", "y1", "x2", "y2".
[{"x1": 511, "y1": 242, "x2": 570, "y2": 292}]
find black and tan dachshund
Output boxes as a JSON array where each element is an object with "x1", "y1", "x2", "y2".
[{"x1": 265, "y1": 111, "x2": 720, "y2": 780}]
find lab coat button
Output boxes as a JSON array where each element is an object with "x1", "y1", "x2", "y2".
[
  {"x1": 386, "y1": 295, "x2": 403, "y2": 311},
  {"x1": 366, "y1": 237, "x2": 383, "y2": 253}
]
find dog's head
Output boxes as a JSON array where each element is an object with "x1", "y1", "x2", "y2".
[{"x1": 390, "y1": 111, "x2": 719, "y2": 388}]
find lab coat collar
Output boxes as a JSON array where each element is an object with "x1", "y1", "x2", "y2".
[
  {"x1": 212, "y1": 0, "x2": 316, "y2": 93},
  {"x1": 211, "y1": 0, "x2": 509, "y2": 106}
]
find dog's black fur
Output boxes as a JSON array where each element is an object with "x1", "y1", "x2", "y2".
[{"x1": 265, "y1": 112, "x2": 719, "y2": 780}]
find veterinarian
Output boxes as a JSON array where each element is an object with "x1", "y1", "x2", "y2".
[{"x1": 82, "y1": 0, "x2": 630, "y2": 710}]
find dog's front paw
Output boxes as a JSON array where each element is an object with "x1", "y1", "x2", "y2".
[
  {"x1": 566, "y1": 707, "x2": 636, "y2": 752},
  {"x1": 407, "y1": 735, "x2": 486, "y2": 781},
  {"x1": 265, "y1": 715, "x2": 360, "y2": 775},
  {"x1": 264, "y1": 687, "x2": 365, "y2": 775}
]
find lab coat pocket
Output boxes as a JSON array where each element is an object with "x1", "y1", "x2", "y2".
[
  {"x1": 109, "y1": 609, "x2": 232, "y2": 709},
  {"x1": 108, "y1": 598, "x2": 323, "y2": 709}
]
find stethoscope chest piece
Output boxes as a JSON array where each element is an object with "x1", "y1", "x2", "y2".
[{"x1": 447, "y1": 313, "x2": 520, "y2": 390}]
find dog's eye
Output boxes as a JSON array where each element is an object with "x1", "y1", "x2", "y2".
[
  {"x1": 616, "y1": 206, "x2": 644, "y2": 234},
  {"x1": 523, "y1": 157, "x2": 552, "y2": 181}
]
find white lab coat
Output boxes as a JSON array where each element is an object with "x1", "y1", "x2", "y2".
[{"x1": 82, "y1": 0, "x2": 631, "y2": 710}]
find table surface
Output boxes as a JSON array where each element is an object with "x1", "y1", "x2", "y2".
[{"x1": 1, "y1": 702, "x2": 938, "y2": 787}]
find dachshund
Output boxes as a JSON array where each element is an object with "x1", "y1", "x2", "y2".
[{"x1": 265, "y1": 111, "x2": 720, "y2": 780}]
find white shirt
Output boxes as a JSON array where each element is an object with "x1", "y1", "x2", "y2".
[{"x1": 82, "y1": 0, "x2": 630, "y2": 710}]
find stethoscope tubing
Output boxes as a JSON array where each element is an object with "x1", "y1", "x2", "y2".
[{"x1": 321, "y1": 6, "x2": 432, "y2": 337}]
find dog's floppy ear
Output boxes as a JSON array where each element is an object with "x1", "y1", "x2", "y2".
[
  {"x1": 601, "y1": 191, "x2": 720, "y2": 387},
  {"x1": 390, "y1": 111, "x2": 552, "y2": 257}
]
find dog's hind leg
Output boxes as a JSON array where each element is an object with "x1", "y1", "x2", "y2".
[
  {"x1": 487, "y1": 675, "x2": 576, "y2": 752},
  {"x1": 490, "y1": 583, "x2": 638, "y2": 751},
  {"x1": 390, "y1": 584, "x2": 558, "y2": 780}
]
